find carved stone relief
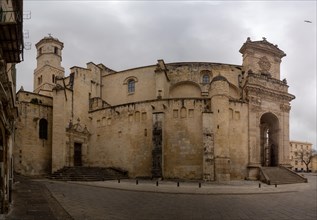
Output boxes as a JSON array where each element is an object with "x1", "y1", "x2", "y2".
[
  {"x1": 258, "y1": 56, "x2": 271, "y2": 72},
  {"x1": 280, "y1": 104, "x2": 291, "y2": 112}
]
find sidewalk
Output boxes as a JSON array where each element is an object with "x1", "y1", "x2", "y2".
[
  {"x1": 65, "y1": 173, "x2": 315, "y2": 195},
  {"x1": 5, "y1": 175, "x2": 73, "y2": 220}
]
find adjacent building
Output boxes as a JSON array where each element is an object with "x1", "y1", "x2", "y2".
[
  {"x1": 289, "y1": 141, "x2": 313, "y2": 172},
  {"x1": 0, "y1": 0, "x2": 24, "y2": 213},
  {"x1": 311, "y1": 154, "x2": 317, "y2": 172},
  {"x1": 15, "y1": 36, "x2": 295, "y2": 182}
]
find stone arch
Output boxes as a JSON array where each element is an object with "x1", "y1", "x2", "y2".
[
  {"x1": 260, "y1": 112, "x2": 279, "y2": 166},
  {"x1": 123, "y1": 76, "x2": 138, "y2": 94},
  {"x1": 123, "y1": 76, "x2": 138, "y2": 85},
  {"x1": 170, "y1": 81, "x2": 201, "y2": 98},
  {"x1": 200, "y1": 70, "x2": 212, "y2": 84}
]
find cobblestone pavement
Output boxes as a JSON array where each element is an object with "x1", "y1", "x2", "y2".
[
  {"x1": 43, "y1": 174, "x2": 316, "y2": 220},
  {"x1": 5, "y1": 174, "x2": 316, "y2": 220}
]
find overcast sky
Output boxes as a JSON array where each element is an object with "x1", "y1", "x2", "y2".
[{"x1": 16, "y1": 0, "x2": 316, "y2": 149}]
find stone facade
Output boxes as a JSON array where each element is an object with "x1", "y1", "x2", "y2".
[
  {"x1": 15, "y1": 92, "x2": 53, "y2": 175},
  {"x1": 311, "y1": 155, "x2": 317, "y2": 173},
  {"x1": 0, "y1": 0, "x2": 24, "y2": 213},
  {"x1": 15, "y1": 36, "x2": 295, "y2": 182}
]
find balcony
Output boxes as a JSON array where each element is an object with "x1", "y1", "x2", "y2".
[{"x1": 0, "y1": 4, "x2": 24, "y2": 63}]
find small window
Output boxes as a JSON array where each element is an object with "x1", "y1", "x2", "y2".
[
  {"x1": 54, "y1": 47, "x2": 58, "y2": 55},
  {"x1": 202, "y1": 74, "x2": 210, "y2": 84},
  {"x1": 52, "y1": 74, "x2": 55, "y2": 83},
  {"x1": 39, "y1": 118, "x2": 48, "y2": 140},
  {"x1": 38, "y1": 47, "x2": 42, "y2": 56},
  {"x1": 128, "y1": 79, "x2": 135, "y2": 94},
  {"x1": 38, "y1": 76, "x2": 42, "y2": 85}
]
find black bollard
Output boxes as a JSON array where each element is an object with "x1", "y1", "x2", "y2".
[
  {"x1": 199, "y1": 182, "x2": 201, "y2": 188},
  {"x1": 136, "y1": 179, "x2": 138, "y2": 185},
  {"x1": 118, "y1": 179, "x2": 120, "y2": 183},
  {"x1": 275, "y1": 184, "x2": 277, "y2": 188},
  {"x1": 156, "y1": 181, "x2": 159, "y2": 186},
  {"x1": 177, "y1": 182, "x2": 179, "y2": 187},
  {"x1": 259, "y1": 183, "x2": 261, "y2": 188}
]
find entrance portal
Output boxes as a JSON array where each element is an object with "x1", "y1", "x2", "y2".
[
  {"x1": 152, "y1": 113, "x2": 163, "y2": 178},
  {"x1": 74, "y1": 143, "x2": 82, "y2": 166},
  {"x1": 260, "y1": 113, "x2": 279, "y2": 167}
]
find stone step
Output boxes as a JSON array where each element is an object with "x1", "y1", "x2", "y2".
[
  {"x1": 260, "y1": 166, "x2": 307, "y2": 185},
  {"x1": 49, "y1": 166, "x2": 128, "y2": 181}
]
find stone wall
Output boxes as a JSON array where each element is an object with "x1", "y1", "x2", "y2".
[{"x1": 15, "y1": 91, "x2": 53, "y2": 175}]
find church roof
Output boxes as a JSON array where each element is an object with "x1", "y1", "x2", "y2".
[{"x1": 35, "y1": 35, "x2": 64, "y2": 49}]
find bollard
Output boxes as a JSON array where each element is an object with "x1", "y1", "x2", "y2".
[
  {"x1": 259, "y1": 183, "x2": 261, "y2": 188},
  {"x1": 275, "y1": 184, "x2": 277, "y2": 188},
  {"x1": 177, "y1": 182, "x2": 179, "y2": 187},
  {"x1": 156, "y1": 181, "x2": 159, "y2": 186},
  {"x1": 118, "y1": 179, "x2": 120, "y2": 183},
  {"x1": 199, "y1": 182, "x2": 201, "y2": 188},
  {"x1": 136, "y1": 179, "x2": 138, "y2": 185}
]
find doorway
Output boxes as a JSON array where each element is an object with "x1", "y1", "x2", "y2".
[
  {"x1": 152, "y1": 113, "x2": 163, "y2": 178},
  {"x1": 260, "y1": 113, "x2": 279, "y2": 167},
  {"x1": 74, "y1": 143, "x2": 82, "y2": 166}
]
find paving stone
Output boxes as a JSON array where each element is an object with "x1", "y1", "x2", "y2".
[
  {"x1": 5, "y1": 174, "x2": 317, "y2": 220},
  {"x1": 5, "y1": 175, "x2": 73, "y2": 220}
]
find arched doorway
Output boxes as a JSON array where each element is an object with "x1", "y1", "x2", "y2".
[{"x1": 260, "y1": 113, "x2": 279, "y2": 167}]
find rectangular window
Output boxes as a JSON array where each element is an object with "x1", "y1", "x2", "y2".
[
  {"x1": 107, "y1": 118, "x2": 111, "y2": 126},
  {"x1": 173, "y1": 109, "x2": 178, "y2": 118},
  {"x1": 135, "y1": 112, "x2": 140, "y2": 122},
  {"x1": 129, "y1": 114, "x2": 133, "y2": 123},
  {"x1": 188, "y1": 109, "x2": 194, "y2": 118},
  {"x1": 128, "y1": 80, "x2": 135, "y2": 94},
  {"x1": 39, "y1": 118, "x2": 48, "y2": 140},
  {"x1": 141, "y1": 112, "x2": 147, "y2": 121}
]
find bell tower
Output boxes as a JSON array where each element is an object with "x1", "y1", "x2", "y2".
[
  {"x1": 33, "y1": 35, "x2": 64, "y2": 96},
  {"x1": 239, "y1": 37, "x2": 286, "y2": 80}
]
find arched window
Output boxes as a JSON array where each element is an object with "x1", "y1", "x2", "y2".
[
  {"x1": 202, "y1": 74, "x2": 210, "y2": 84},
  {"x1": 128, "y1": 79, "x2": 135, "y2": 94},
  {"x1": 39, "y1": 118, "x2": 48, "y2": 140}
]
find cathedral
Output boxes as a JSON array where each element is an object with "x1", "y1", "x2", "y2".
[{"x1": 14, "y1": 36, "x2": 295, "y2": 181}]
